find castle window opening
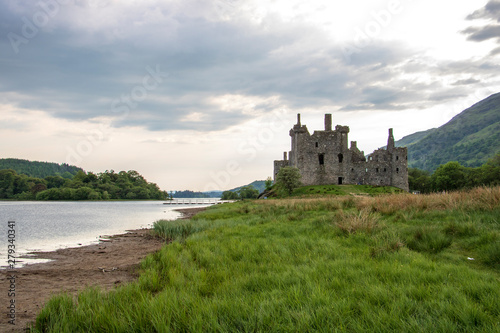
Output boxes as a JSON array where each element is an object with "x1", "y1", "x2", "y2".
[
  {"x1": 384, "y1": 168, "x2": 386, "y2": 172},
  {"x1": 396, "y1": 168, "x2": 399, "y2": 173},
  {"x1": 338, "y1": 153, "x2": 343, "y2": 163},
  {"x1": 319, "y1": 154, "x2": 325, "y2": 165},
  {"x1": 315, "y1": 142, "x2": 318, "y2": 147},
  {"x1": 396, "y1": 156, "x2": 399, "y2": 161},
  {"x1": 376, "y1": 168, "x2": 379, "y2": 172},
  {"x1": 338, "y1": 177, "x2": 343, "y2": 185}
]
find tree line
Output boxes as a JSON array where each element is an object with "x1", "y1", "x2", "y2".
[
  {"x1": 221, "y1": 185, "x2": 261, "y2": 200},
  {"x1": 0, "y1": 158, "x2": 82, "y2": 179},
  {"x1": 409, "y1": 154, "x2": 500, "y2": 193},
  {"x1": 0, "y1": 169, "x2": 167, "y2": 200},
  {"x1": 171, "y1": 190, "x2": 211, "y2": 198}
]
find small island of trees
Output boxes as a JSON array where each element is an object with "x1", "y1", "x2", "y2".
[{"x1": 0, "y1": 169, "x2": 167, "y2": 200}]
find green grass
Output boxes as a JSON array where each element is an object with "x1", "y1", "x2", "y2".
[
  {"x1": 291, "y1": 184, "x2": 405, "y2": 197},
  {"x1": 32, "y1": 187, "x2": 500, "y2": 332}
]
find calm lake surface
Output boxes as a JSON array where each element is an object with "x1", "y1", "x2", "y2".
[{"x1": 0, "y1": 201, "x2": 208, "y2": 267}]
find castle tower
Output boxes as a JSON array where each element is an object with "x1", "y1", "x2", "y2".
[
  {"x1": 274, "y1": 114, "x2": 409, "y2": 191},
  {"x1": 387, "y1": 128, "x2": 395, "y2": 152},
  {"x1": 325, "y1": 114, "x2": 332, "y2": 131}
]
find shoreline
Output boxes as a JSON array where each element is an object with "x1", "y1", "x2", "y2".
[
  {"x1": 0, "y1": 202, "x2": 212, "y2": 268},
  {"x1": 0, "y1": 206, "x2": 208, "y2": 332}
]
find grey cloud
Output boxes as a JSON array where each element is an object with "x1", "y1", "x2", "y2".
[
  {"x1": 463, "y1": 1, "x2": 500, "y2": 54},
  {"x1": 428, "y1": 91, "x2": 467, "y2": 102},
  {"x1": 491, "y1": 46, "x2": 500, "y2": 55},
  {"x1": 452, "y1": 78, "x2": 480, "y2": 86},
  {"x1": 467, "y1": 1, "x2": 500, "y2": 21},
  {"x1": 462, "y1": 25, "x2": 500, "y2": 42},
  {"x1": 433, "y1": 59, "x2": 500, "y2": 76},
  {"x1": 0, "y1": 1, "x2": 498, "y2": 133}
]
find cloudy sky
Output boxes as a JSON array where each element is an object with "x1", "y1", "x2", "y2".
[{"x1": 1, "y1": 0, "x2": 499, "y2": 191}]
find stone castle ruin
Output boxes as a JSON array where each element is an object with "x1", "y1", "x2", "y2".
[{"x1": 274, "y1": 114, "x2": 409, "y2": 191}]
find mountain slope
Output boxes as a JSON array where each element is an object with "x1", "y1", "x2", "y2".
[
  {"x1": 396, "y1": 128, "x2": 436, "y2": 147},
  {"x1": 227, "y1": 180, "x2": 267, "y2": 193},
  {"x1": 0, "y1": 158, "x2": 83, "y2": 178},
  {"x1": 396, "y1": 92, "x2": 500, "y2": 171}
]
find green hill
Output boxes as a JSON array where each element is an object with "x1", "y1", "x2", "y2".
[
  {"x1": 396, "y1": 92, "x2": 500, "y2": 171},
  {"x1": 227, "y1": 180, "x2": 267, "y2": 193},
  {"x1": 0, "y1": 158, "x2": 83, "y2": 179},
  {"x1": 395, "y1": 128, "x2": 436, "y2": 147}
]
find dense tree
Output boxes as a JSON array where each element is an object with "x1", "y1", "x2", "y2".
[
  {"x1": 0, "y1": 169, "x2": 167, "y2": 200},
  {"x1": 408, "y1": 168, "x2": 432, "y2": 193},
  {"x1": 172, "y1": 190, "x2": 210, "y2": 198},
  {"x1": 45, "y1": 175, "x2": 67, "y2": 189},
  {"x1": 0, "y1": 158, "x2": 82, "y2": 178},
  {"x1": 275, "y1": 167, "x2": 302, "y2": 196},
  {"x1": 409, "y1": 154, "x2": 500, "y2": 192},
  {"x1": 476, "y1": 154, "x2": 500, "y2": 186},
  {"x1": 221, "y1": 191, "x2": 240, "y2": 200},
  {"x1": 431, "y1": 162, "x2": 468, "y2": 191},
  {"x1": 265, "y1": 177, "x2": 273, "y2": 192},
  {"x1": 237, "y1": 185, "x2": 259, "y2": 199},
  {"x1": 220, "y1": 185, "x2": 259, "y2": 200}
]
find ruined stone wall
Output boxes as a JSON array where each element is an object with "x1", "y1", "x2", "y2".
[
  {"x1": 366, "y1": 149, "x2": 395, "y2": 186},
  {"x1": 273, "y1": 160, "x2": 290, "y2": 179},
  {"x1": 292, "y1": 126, "x2": 351, "y2": 186},
  {"x1": 273, "y1": 114, "x2": 409, "y2": 191},
  {"x1": 390, "y1": 147, "x2": 409, "y2": 191}
]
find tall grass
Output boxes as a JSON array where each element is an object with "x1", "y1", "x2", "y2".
[
  {"x1": 357, "y1": 186, "x2": 500, "y2": 213},
  {"x1": 32, "y1": 186, "x2": 500, "y2": 332},
  {"x1": 334, "y1": 209, "x2": 381, "y2": 234}
]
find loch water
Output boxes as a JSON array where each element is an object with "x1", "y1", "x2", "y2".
[{"x1": 0, "y1": 201, "x2": 205, "y2": 267}]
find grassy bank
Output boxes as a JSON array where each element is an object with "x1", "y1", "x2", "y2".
[
  {"x1": 33, "y1": 187, "x2": 500, "y2": 332},
  {"x1": 290, "y1": 184, "x2": 405, "y2": 197}
]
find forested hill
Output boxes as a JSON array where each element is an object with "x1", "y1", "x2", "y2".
[
  {"x1": 396, "y1": 92, "x2": 500, "y2": 172},
  {"x1": 227, "y1": 180, "x2": 266, "y2": 193},
  {"x1": 0, "y1": 158, "x2": 83, "y2": 178}
]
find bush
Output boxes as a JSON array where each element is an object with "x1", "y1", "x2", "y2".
[
  {"x1": 275, "y1": 167, "x2": 302, "y2": 196},
  {"x1": 221, "y1": 190, "x2": 239, "y2": 200}
]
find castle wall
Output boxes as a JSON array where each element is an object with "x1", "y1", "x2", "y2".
[
  {"x1": 273, "y1": 114, "x2": 409, "y2": 191},
  {"x1": 292, "y1": 127, "x2": 350, "y2": 185}
]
